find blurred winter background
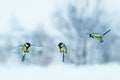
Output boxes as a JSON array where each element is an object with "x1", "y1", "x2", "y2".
[{"x1": 0, "y1": 0, "x2": 120, "y2": 80}]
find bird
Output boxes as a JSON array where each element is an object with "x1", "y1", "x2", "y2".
[
  {"x1": 21, "y1": 42, "x2": 31, "y2": 62},
  {"x1": 58, "y1": 42, "x2": 67, "y2": 62},
  {"x1": 16, "y1": 42, "x2": 42, "y2": 62},
  {"x1": 87, "y1": 30, "x2": 111, "y2": 43}
]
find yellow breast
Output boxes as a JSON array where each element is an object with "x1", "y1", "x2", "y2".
[
  {"x1": 60, "y1": 47, "x2": 67, "y2": 53},
  {"x1": 93, "y1": 35, "x2": 102, "y2": 40},
  {"x1": 22, "y1": 45, "x2": 30, "y2": 53}
]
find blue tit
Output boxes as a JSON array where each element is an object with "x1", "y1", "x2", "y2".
[
  {"x1": 22, "y1": 42, "x2": 31, "y2": 53},
  {"x1": 21, "y1": 42, "x2": 31, "y2": 62},
  {"x1": 58, "y1": 42, "x2": 67, "y2": 62},
  {"x1": 58, "y1": 42, "x2": 67, "y2": 54},
  {"x1": 88, "y1": 30, "x2": 111, "y2": 43},
  {"x1": 16, "y1": 42, "x2": 42, "y2": 62},
  {"x1": 88, "y1": 34, "x2": 104, "y2": 43}
]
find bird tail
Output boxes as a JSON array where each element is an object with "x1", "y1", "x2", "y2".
[
  {"x1": 103, "y1": 30, "x2": 111, "y2": 36},
  {"x1": 62, "y1": 53, "x2": 65, "y2": 62},
  {"x1": 22, "y1": 54, "x2": 26, "y2": 62}
]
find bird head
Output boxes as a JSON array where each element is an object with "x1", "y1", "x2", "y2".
[
  {"x1": 25, "y1": 42, "x2": 31, "y2": 47},
  {"x1": 58, "y1": 42, "x2": 64, "y2": 48}
]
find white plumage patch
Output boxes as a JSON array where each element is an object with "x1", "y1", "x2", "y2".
[{"x1": 60, "y1": 44, "x2": 64, "y2": 47}]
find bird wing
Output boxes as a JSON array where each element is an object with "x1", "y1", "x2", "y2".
[
  {"x1": 31, "y1": 44, "x2": 43, "y2": 47},
  {"x1": 64, "y1": 44, "x2": 67, "y2": 54},
  {"x1": 13, "y1": 45, "x2": 23, "y2": 49}
]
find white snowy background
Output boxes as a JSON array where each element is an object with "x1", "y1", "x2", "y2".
[{"x1": 0, "y1": 0, "x2": 120, "y2": 80}]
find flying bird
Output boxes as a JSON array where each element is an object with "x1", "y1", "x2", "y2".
[
  {"x1": 87, "y1": 30, "x2": 111, "y2": 43},
  {"x1": 16, "y1": 42, "x2": 42, "y2": 62}
]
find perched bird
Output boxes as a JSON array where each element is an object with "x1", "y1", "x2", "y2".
[
  {"x1": 58, "y1": 42, "x2": 67, "y2": 62},
  {"x1": 16, "y1": 42, "x2": 42, "y2": 62},
  {"x1": 87, "y1": 30, "x2": 111, "y2": 43}
]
